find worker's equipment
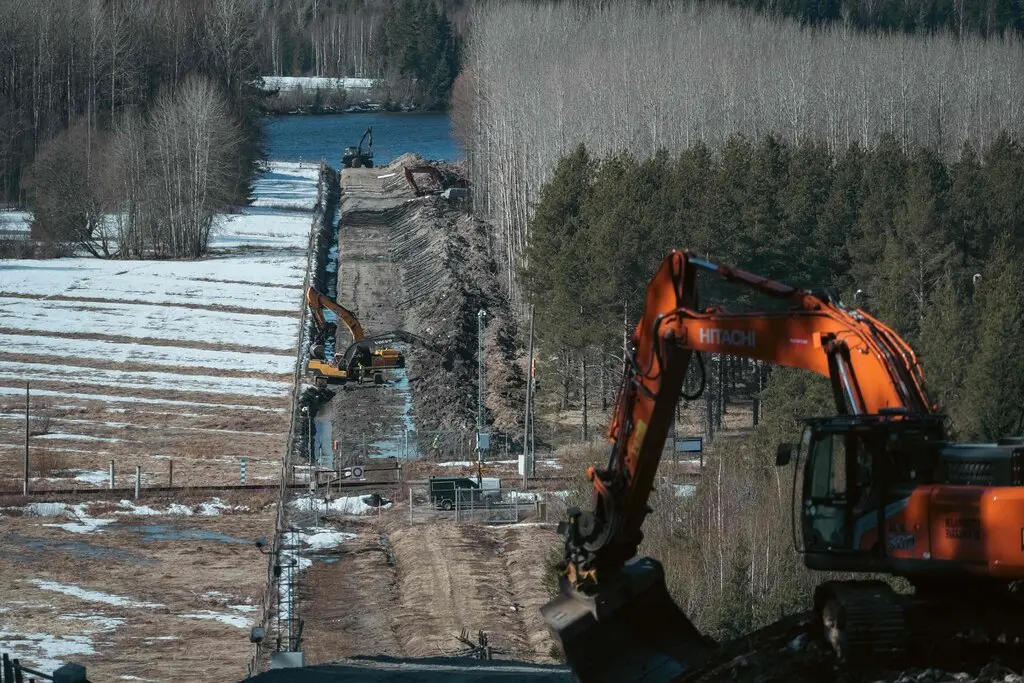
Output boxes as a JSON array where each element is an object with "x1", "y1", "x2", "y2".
[
  {"x1": 542, "y1": 249, "x2": 1024, "y2": 682},
  {"x1": 342, "y1": 127, "x2": 373, "y2": 168},
  {"x1": 403, "y1": 165, "x2": 468, "y2": 197}
]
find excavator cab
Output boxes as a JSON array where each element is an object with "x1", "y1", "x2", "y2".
[{"x1": 778, "y1": 413, "x2": 945, "y2": 569}]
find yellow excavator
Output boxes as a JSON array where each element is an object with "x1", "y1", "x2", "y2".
[{"x1": 304, "y1": 285, "x2": 404, "y2": 388}]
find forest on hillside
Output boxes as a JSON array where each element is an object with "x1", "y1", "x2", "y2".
[{"x1": 457, "y1": 2, "x2": 1024, "y2": 306}]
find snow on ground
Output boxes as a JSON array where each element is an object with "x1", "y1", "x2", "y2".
[
  {"x1": 674, "y1": 484, "x2": 696, "y2": 498},
  {"x1": 1, "y1": 499, "x2": 251, "y2": 525},
  {"x1": 115, "y1": 498, "x2": 247, "y2": 517},
  {"x1": 0, "y1": 297, "x2": 300, "y2": 351},
  {"x1": 179, "y1": 611, "x2": 250, "y2": 629},
  {"x1": 0, "y1": 630, "x2": 98, "y2": 674},
  {"x1": 303, "y1": 529, "x2": 357, "y2": 550},
  {"x1": 260, "y1": 76, "x2": 377, "y2": 91},
  {"x1": 247, "y1": 163, "x2": 322, "y2": 211},
  {"x1": 0, "y1": 386, "x2": 286, "y2": 412},
  {"x1": 0, "y1": 257, "x2": 305, "y2": 310},
  {"x1": 0, "y1": 210, "x2": 30, "y2": 235},
  {"x1": 0, "y1": 359, "x2": 290, "y2": 397},
  {"x1": 0, "y1": 161, "x2": 314, "y2": 417},
  {"x1": 27, "y1": 579, "x2": 164, "y2": 608},
  {"x1": 290, "y1": 494, "x2": 392, "y2": 516}
]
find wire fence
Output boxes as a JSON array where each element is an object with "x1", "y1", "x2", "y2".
[
  {"x1": 404, "y1": 484, "x2": 568, "y2": 526},
  {"x1": 248, "y1": 162, "x2": 338, "y2": 677}
]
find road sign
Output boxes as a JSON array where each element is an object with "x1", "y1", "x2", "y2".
[
  {"x1": 676, "y1": 437, "x2": 703, "y2": 454},
  {"x1": 351, "y1": 465, "x2": 364, "y2": 479}
]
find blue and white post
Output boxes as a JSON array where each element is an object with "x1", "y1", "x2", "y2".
[{"x1": 240, "y1": 457, "x2": 247, "y2": 485}]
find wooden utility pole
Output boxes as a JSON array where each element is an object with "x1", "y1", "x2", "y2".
[{"x1": 24, "y1": 382, "x2": 29, "y2": 495}]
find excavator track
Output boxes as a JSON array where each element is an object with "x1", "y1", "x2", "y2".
[{"x1": 813, "y1": 581, "x2": 908, "y2": 663}]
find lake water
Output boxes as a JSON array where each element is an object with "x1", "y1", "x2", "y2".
[{"x1": 265, "y1": 113, "x2": 463, "y2": 165}]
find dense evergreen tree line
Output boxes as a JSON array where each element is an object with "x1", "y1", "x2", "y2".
[
  {"x1": 716, "y1": 0, "x2": 1024, "y2": 36},
  {"x1": 535, "y1": 134, "x2": 1024, "y2": 637},
  {"x1": 526, "y1": 135, "x2": 1024, "y2": 442}
]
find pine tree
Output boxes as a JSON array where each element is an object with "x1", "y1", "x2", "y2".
[
  {"x1": 781, "y1": 137, "x2": 833, "y2": 287},
  {"x1": 982, "y1": 133, "x2": 1024, "y2": 254},
  {"x1": 918, "y1": 269, "x2": 971, "y2": 431},
  {"x1": 817, "y1": 143, "x2": 865, "y2": 295},
  {"x1": 873, "y1": 147, "x2": 956, "y2": 341},
  {"x1": 524, "y1": 143, "x2": 594, "y2": 351},
  {"x1": 848, "y1": 135, "x2": 908, "y2": 320},
  {"x1": 948, "y1": 142, "x2": 989, "y2": 268},
  {"x1": 959, "y1": 235, "x2": 1024, "y2": 440}
]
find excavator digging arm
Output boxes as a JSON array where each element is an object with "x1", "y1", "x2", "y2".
[
  {"x1": 305, "y1": 285, "x2": 366, "y2": 345},
  {"x1": 342, "y1": 330, "x2": 455, "y2": 373},
  {"x1": 542, "y1": 250, "x2": 936, "y2": 683}
]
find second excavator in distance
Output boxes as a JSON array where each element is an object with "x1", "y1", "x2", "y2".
[{"x1": 542, "y1": 249, "x2": 1024, "y2": 682}]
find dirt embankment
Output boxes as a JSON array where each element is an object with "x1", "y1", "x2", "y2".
[{"x1": 383, "y1": 154, "x2": 525, "y2": 438}]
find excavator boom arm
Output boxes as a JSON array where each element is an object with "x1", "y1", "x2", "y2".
[
  {"x1": 543, "y1": 249, "x2": 936, "y2": 682},
  {"x1": 305, "y1": 285, "x2": 366, "y2": 343}
]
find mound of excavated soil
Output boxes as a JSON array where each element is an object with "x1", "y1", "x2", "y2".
[{"x1": 390, "y1": 200, "x2": 524, "y2": 437}]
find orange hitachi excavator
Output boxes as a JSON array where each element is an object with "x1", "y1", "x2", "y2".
[
  {"x1": 304, "y1": 285, "x2": 403, "y2": 387},
  {"x1": 542, "y1": 250, "x2": 1024, "y2": 682}
]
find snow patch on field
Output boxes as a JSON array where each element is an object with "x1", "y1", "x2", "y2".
[
  {"x1": 27, "y1": 579, "x2": 165, "y2": 608},
  {"x1": 0, "y1": 333, "x2": 293, "y2": 373},
  {"x1": 14, "y1": 502, "x2": 114, "y2": 533},
  {"x1": 0, "y1": 385, "x2": 285, "y2": 412},
  {"x1": 290, "y1": 494, "x2": 392, "y2": 516},
  {"x1": 0, "y1": 297, "x2": 299, "y2": 352},
  {"x1": 0, "y1": 359, "x2": 290, "y2": 397},
  {"x1": 115, "y1": 498, "x2": 245, "y2": 517},
  {"x1": 261, "y1": 76, "x2": 377, "y2": 91},
  {"x1": 179, "y1": 611, "x2": 250, "y2": 629},
  {"x1": 0, "y1": 210, "x2": 31, "y2": 234},
  {"x1": 0, "y1": 631, "x2": 96, "y2": 674},
  {"x1": 303, "y1": 529, "x2": 357, "y2": 550},
  {"x1": 674, "y1": 484, "x2": 696, "y2": 498}
]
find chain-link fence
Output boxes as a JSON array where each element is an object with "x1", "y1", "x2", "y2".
[
  {"x1": 333, "y1": 428, "x2": 520, "y2": 463},
  {"x1": 405, "y1": 483, "x2": 568, "y2": 526}
]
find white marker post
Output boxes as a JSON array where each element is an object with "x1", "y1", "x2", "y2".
[{"x1": 241, "y1": 457, "x2": 247, "y2": 485}]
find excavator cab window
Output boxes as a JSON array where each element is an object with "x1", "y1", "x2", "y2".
[{"x1": 803, "y1": 428, "x2": 853, "y2": 551}]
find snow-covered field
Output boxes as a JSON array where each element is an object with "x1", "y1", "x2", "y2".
[{"x1": 0, "y1": 161, "x2": 318, "y2": 488}]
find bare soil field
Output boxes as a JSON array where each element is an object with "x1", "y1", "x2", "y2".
[
  {"x1": 299, "y1": 507, "x2": 563, "y2": 667},
  {"x1": 0, "y1": 494, "x2": 275, "y2": 680}
]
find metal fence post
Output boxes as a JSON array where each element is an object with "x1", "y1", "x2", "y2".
[{"x1": 409, "y1": 487, "x2": 413, "y2": 524}]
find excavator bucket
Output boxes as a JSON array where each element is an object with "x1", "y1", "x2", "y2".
[{"x1": 541, "y1": 557, "x2": 717, "y2": 683}]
